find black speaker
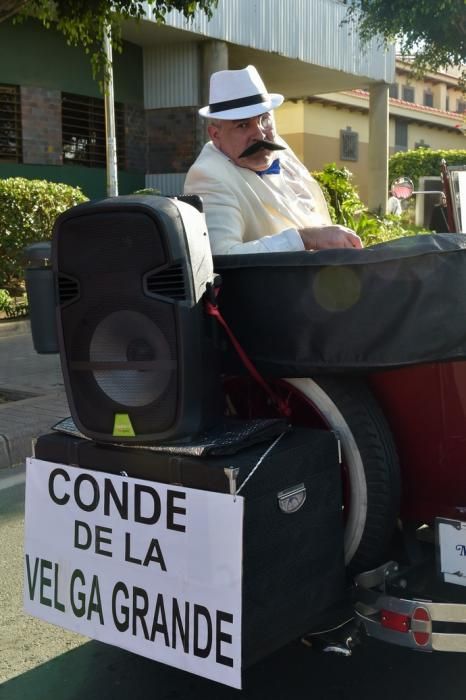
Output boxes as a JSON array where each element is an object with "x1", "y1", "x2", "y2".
[{"x1": 52, "y1": 195, "x2": 220, "y2": 443}]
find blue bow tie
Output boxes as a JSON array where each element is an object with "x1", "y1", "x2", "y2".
[{"x1": 256, "y1": 158, "x2": 281, "y2": 176}]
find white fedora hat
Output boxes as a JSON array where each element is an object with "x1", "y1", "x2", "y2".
[{"x1": 199, "y1": 65, "x2": 284, "y2": 120}]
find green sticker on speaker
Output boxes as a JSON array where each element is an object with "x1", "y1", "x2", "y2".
[{"x1": 113, "y1": 413, "x2": 136, "y2": 437}]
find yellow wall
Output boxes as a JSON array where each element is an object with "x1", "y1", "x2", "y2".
[
  {"x1": 276, "y1": 99, "x2": 465, "y2": 207},
  {"x1": 398, "y1": 123, "x2": 463, "y2": 151},
  {"x1": 397, "y1": 72, "x2": 465, "y2": 113},
  {"x1": 276, "y1": 101, "x2": 371, "y2": 202}
]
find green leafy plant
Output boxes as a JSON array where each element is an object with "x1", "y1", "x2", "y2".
[
  {"x1": 0, "y1": 178, "x2": 88, "y2": 294},
  {"x1": 133, "y1": 187, "x2": 161, "y2": 195},
  {"x1": 313, "y1": 163, "x2": 363, "y2": 226},
  {"x1": 314, "y1": 162, "x2": 428, "y2": 247},
  {"x1": 0, "y1": 289, "x2": 12, "y2": 313}
]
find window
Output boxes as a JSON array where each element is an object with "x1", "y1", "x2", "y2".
[
  {"x1": 402, "y1": 85, "x2": 415, "y2": 103},
  {"x1": 457, "y1": 100, "x2": 466, "y2": 114},
  {"x1": 446, "y1": 95, "x2": 450, "y2": 111},
  {"x1": 395, "y1": 120, "x2": 408, "y2": 152},
  {"x1": 62, "y1": 93, "x2": 125, "y2": 168},
  {"x1": 415, "y1": 139, "x2": 430, "y2": 149},
  {"x1": 0, "y1": 84, "x2": 22, "y2": 162},
  {"x1": 389, "y1": 83, "x2": 399, "y2": 99},
  {"x1": 340, "y1": 127, "x2": 358, "y2": 161},
  {"x1": 423, "y1": 91, "x2": 433, "y2": 108}
]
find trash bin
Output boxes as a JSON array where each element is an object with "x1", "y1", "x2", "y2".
[{"x1": 24, "y1": 241, "x2": 59, "y2": 354}]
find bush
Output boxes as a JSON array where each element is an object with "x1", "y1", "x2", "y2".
[
  {"x1": 389, "y1": 148, "x2": 466, "y2": 189},
  {"x1": 0, "y1": 289, "x2": 12, "y2": 313},
  {"x1": 313, "y1": 163, "x2": 361, "y2": 226},
  {"x1": 0, "y1": 178, "x2": 88, "y2": 294},
  {"x1": 0, "y1": 288, "x2": 28, "y2": 319},
  {"x1": 313, "y1": 163, "x2": 428, "y2": 247}
]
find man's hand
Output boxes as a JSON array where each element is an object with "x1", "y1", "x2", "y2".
[{"x1": 298, "y1": 225, "x2": 363, "y2": 250}]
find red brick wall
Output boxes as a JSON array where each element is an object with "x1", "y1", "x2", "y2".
[
  {"x1": 146, "y1": 107, "x2": 203, "y2": 173},
  {"x1": 21, "y1": 86, "x2": 62, "y2": 165},
  {"x1": 124, "y1": 104, "x2": 146, "y2": 172},
  {"x1": 18, "y1": 87, "x2": 200, "y2": 176}
]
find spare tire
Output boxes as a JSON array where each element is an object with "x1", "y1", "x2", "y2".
[{"x1": 224, "y1": 375, "x2": 400, "y2": 573}]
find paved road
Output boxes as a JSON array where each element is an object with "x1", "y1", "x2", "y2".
[
  {"x1": 0, "y1": 323, "x2": 62, "y2": 396},
  {"x1": 3, "y1": 473, "x2": 466, "y2": 700},
  {"x1": 0, "y1": 324, "x2": 68, "y2": 469}
]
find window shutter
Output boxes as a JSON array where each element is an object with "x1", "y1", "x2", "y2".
[
  {"x1": 62, "y1": 93, "x2": 126, "y2": 169},
  {"x1": 402, "y1": 85, "x2": 415, "y2": 103},
  {"x1": 0, "y1": 85, "x2": 22, "y2": 162},
  {"x1": 340, "y1": 127, "x2": 358, "y2": 162}
]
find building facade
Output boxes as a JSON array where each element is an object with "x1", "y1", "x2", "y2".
[
  {"x1": 276, "y1": 60, "x2": 466, "y2": 204},
  {"x1": 0, "y1": 0, "x2": 395, "y2": 207}
]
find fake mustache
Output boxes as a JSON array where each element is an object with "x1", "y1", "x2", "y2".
[{"x1": 239, "y1": 140, "x2": 286, "y2": 158}]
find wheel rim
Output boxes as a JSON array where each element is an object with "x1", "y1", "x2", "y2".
[{"x1": 223, "y1": 376, "x2": 368, "y2": 565}]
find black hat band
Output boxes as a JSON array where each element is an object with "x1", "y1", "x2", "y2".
[{"x1": 209, "y1": 92, "x2": 268, "y2": 114}]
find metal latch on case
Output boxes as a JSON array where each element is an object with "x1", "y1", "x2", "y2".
[
  {"x1": 277, "y1": 483, "x2": 306, "y2": 513},
  {"x1": 224, "y1": 467, "x2": 240, "y2": 496}
]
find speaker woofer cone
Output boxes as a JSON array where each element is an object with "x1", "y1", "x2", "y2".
[{"x1": 88, "y1": 310, "x2": 175, "y2": 407}]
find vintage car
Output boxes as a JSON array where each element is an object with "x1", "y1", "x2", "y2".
[{"x1": 22, "y1": 162, "x2": 466, "y2": 687}]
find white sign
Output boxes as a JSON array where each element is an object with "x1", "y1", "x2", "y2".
[
  {"x1": 24, "y1": 458, "x2": 244, "y2": 688},
  {"x1": 438, "y1": 518, "x2": 466, "y2": 587}
]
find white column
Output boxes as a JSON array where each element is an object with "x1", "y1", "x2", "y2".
[
  {"x1": 202, "y1": 41, "x2": 229, "y2": 105},
  {"x1": 201, "y1": 41, "x2": 228, "y2": 143},
  {"x1": 368, "y1": 83, "x2": 389, "y2": 214},
  {"x1": 104, "y1": 25, "x2": 118, "y2": 197}
]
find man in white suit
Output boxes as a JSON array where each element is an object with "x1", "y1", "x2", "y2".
[{"x1": 184, "y1": 65, "x2": 362, "y2": 255}]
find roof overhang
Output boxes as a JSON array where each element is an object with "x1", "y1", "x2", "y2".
[{"x1": 122, "y1": 0, "x2": 395, "y2": 96}]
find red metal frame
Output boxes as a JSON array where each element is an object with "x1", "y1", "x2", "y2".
[
  {"x1": 370, "y1": 362, "x2": 466, "y2": 523},
  {"x1": 440, "y1": 160, "x2": 457, "y2": 233}
]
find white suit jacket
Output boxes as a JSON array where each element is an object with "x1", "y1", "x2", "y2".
[{"x1": 184, "y1": 139, "x2": 331, "y2": 255}]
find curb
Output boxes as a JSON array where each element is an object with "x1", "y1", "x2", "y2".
[
  {"x1": 0, "y1": 463, "x2": 25, "y2": 489},
  {"x1": 0, "y1": 391, "x2": 69, "y2": 469}
]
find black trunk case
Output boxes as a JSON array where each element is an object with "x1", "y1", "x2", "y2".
[{"x1": 34, "y1": 427, "x2": 346, "y2": 667}]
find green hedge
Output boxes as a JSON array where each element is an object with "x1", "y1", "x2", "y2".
[
  {"x1": 0, "y1": 177, "x2": 88, "y2": 293},
  {"x1": 389, "y1": 148, "x2": 466, "y2": 188}
]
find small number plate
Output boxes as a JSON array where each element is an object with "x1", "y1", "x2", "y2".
[{"x1": 437, "y1": 517, "x2": 466, "y2": 587}]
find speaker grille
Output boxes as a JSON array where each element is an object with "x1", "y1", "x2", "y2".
[
  {"x1": 145, "y1": 264, "x2": 187, "y2": 301},
  {"x1": 64, "y1": 302, "x2": 179, "y2": 435}
]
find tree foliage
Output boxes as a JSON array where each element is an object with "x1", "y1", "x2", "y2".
[
  {"x1": 347, "y1": 0, "x2": 466, "y2": 80},
  {"x1": 3, "y1": 0, "x2": 218, "y2": 79}
]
